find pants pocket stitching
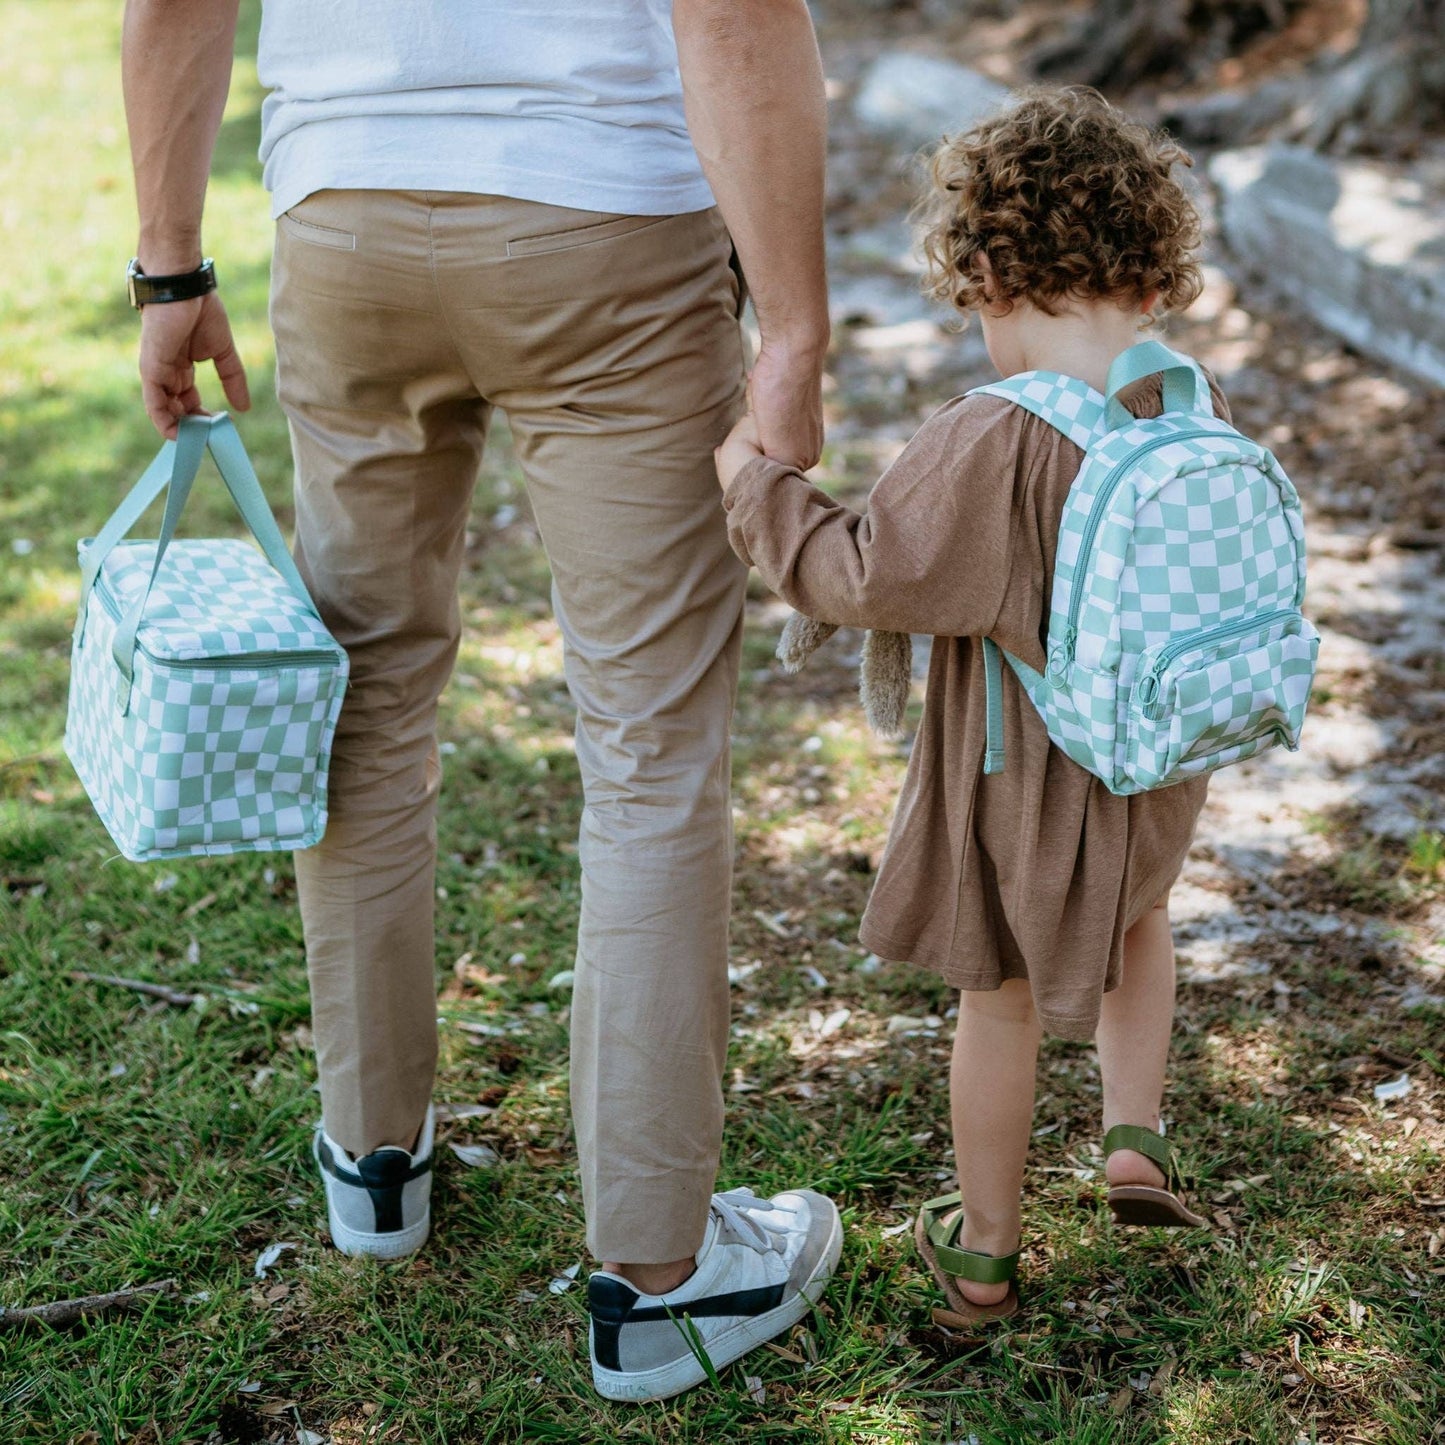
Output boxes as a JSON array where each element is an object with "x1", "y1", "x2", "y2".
[
  {"x1": 280, "y1": 212, "x2": 358, "y2": 251},
  {"x1": 505, "y1": 214, "x2": 672, "y2": 259}
]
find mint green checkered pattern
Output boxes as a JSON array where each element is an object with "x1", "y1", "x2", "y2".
[
  {"x1": 65, "y1": 537, "x2": 347, "y2": 861},
  {"x1": 1127, "y1": 615, "x2": 1318, "y2": 782},
  {"x1": 101, "y1": 540, "x2": 337, "y2": 658},
  {"x1": 971, "y1": 360, "x2": 1319, "y2": 795}
]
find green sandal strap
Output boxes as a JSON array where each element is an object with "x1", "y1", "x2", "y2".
[
  {"x1": 1103, "y1": 1124, "x2": 1173, "y2": 1173},
  {"x1": 919, "y1": 1192, "x2": 1020, "y2": 1286}
]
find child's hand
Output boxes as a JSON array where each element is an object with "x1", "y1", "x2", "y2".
[{"x1": 714, "y1": 411, "x2": 765, "y2": 491}]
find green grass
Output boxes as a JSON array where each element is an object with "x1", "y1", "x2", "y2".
[{"x1": 2, "y1": 3, "x2": 1443, "y2": 1442}]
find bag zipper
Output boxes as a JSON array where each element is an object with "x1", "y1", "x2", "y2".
[
  {"x1": 1136, "y1": 608, "x2": 1299, "y2": 715},
  {"x1": 1055, "y1": 424, "x2": 1238, "y2": 673},
  {"x1": 90, "y1": 573, "x2": 340, "y2": 672}
]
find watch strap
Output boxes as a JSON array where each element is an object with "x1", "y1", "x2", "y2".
[{"x1": 127, "y1": 257, "x2": 217, "y2": 308}]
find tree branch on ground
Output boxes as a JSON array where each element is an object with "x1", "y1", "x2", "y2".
[
  {"x1": 1058, "y1": 0, "x2": 1445, "y2": 152},
  {"x1": 0, "y1": 1280, "x2": 179, "y2": 1330},
  {"x1": 71, "y1": 971, "x2": 202, "y2": 1007},
  {"x1": 1032, "y1": 0, "x2": 1308, "y2": 93}
]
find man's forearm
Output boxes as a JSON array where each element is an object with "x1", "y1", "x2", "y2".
[
  {"x1": 675, "y1": 0, "x2": 829, "y2": 357},
  {"x1": 123, "y1": 0, "x2": 240, "y2": 274}
]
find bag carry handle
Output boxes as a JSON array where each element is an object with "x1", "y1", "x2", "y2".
[
  {"x1": 1103, "y1": 340, "x2": 1212, "y2": 430},
  {"x1": 78, "y1": 413, "x2": 318, "y2": 706}
]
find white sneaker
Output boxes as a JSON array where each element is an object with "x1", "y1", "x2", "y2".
[
  {"x1": 587, "y1": 1186, "x2": 843, "y2": 1402},
  {"x1": 313, "y1": 1106, "x2": 434, "y2": 1259}
]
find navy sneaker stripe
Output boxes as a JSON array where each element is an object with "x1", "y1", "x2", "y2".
[
  {"x1": 621, "y1": 1284, "x2": 786, "y2": 1324},
  {"x1": 588, "y1": 1276, "x2": 787, "y2": 1373},
  {"x1": 315, "y1": 1139, "x2": 432, "y2": 1190}
]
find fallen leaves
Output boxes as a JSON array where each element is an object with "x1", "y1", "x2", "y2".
[
  {"x1": 447, "y1": 1142, "x2": 500, "y2": 1168},
  {"x1": 253, "y1": 1242, "x2": 296, "y2": 1279},
  {"x1": 433, "y1": 1102, "x2": 495, "y2": 1125},
  {"x1": 548, "y1": 1263, "x2": 581, "y2": 1295}
]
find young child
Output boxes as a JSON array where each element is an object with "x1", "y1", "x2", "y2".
[{"x1": 715, "y1": 88, "x2": 1216, "y2": 1323}]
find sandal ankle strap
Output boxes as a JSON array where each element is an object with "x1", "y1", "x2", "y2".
[
  {"x1": 920, "y1": 1192, "x2": 1020, "y2": 1285},
  {"x1": 1103, "y1": 1124, "x2": 1172, "y2": 1172}
]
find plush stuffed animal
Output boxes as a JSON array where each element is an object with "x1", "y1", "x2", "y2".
[{"x1": 775, "y1": 612, "x2": 913, "y2": 740}]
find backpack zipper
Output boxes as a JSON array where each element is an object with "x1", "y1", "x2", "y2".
[
  {"x1": 1057, "y1": 425, "x2": 1241, "y2": 671},
  {"x1": 1136, "y1": 607, "x2": 1298, "y2": 714}
]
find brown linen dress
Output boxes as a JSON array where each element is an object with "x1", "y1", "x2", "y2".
[{"x1": 723, "y1": 377, "x2": 1229, "y2": 1040}]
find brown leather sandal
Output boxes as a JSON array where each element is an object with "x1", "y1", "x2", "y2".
[
  {"x1": 914, "y1": 1191, "x2": 1020, "y2": 1327},
  {"x1": 1104, "y1": 1124, "x2": 1207, "y2": 1228}
]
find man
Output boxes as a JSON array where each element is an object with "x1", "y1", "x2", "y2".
[{"x1": 122, "y1": 0, "x2": 839, "y2": 1404}]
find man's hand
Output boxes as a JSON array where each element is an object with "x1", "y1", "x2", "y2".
[
  {"x1": 714, "y1": 410, "x2": 765, "y2": 492},
  {"x1": 748, "y1": 337, "x2": 824, "y2": 471},
  {"x1": 675, "y1": 0, "x2": 829, "y2": 467},
  {"x1": 138, "y1": 291, "x2": 250, "y2": 438},
  {"x1": 124, "y1": 0, "x2": 242, "y2": 433}
]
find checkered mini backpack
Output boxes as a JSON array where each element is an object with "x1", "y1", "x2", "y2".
[
  {"x1": 65, "y1": 413, "x2": 348, "y2": 860},
  {"x1": 971, "y1": 340, "x2": 1319, "y2": 795}
]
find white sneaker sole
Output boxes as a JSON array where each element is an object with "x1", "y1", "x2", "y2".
[{"x1": 591, "y1": 1204, "x2": 844, "y2": 1403}]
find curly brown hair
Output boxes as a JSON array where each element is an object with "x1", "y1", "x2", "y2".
[{"x1": 917, "y1": 87, "x2": 1203, "y2": 322}]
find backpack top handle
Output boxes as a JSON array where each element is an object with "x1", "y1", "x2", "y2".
[{"x1": 1103, "y1": 340, "x2": 1212, "y2": 431}]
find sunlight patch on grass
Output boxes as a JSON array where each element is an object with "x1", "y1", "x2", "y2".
[{"x1": 2, "y1": 566, "x2": 78, "y2": 623}]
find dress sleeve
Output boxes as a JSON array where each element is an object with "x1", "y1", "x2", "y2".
[{"x1": 722, "y1": 395, "x2": 1025, "y2": 638}]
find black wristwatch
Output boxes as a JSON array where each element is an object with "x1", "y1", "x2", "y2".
[{"x1": 126, "y1": 257, "x2": 218, "y2": 309}]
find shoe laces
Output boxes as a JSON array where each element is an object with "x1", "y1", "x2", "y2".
[{"x1": 711, "y1": 1188, "x2": 787, "y2": 1256}]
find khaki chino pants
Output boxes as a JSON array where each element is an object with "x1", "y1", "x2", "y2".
[{"x1": 270, "y1": 190, "x2": 748, "y2": 1262}]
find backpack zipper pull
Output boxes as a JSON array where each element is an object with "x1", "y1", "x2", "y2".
[
  {"x1": 1137, "y1": 665, "x2": 1170, "y2": 721},
  {"x1": 1047, "y1": 627, "x2": 1076, "y2": 685}
]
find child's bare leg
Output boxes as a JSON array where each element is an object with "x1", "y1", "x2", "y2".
[
  {"x1": 1096, "y1": 900, "x2": 1174, "y2": 1189},
  {"x1": 949, "y1": 979, "x2": 1042, "y2": 1305}
]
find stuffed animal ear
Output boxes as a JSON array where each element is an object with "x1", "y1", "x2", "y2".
[
  {"x1": 859, "y1": 629, "x2": 912, "y2": 739},
  {"x1": 776, "y1": 612, "x2": 839, "y2": 674}
]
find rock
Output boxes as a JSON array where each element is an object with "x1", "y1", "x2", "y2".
[
  {"x1": 1210, "y1": 146, "x2": 1445, "y2": 388},
  {"x1": 828, "y1": 220, "x2": 923, "y2": 275},
  {"x1": 829, "y1": 273, "x2": 935, "y2": 328},
  {"x1": 854, "y1": 53, "x2": 1009, "y2": 150}
]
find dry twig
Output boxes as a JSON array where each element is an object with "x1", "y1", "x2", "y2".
[
  {"x1": 71, "y1": 971, "x2": 201, "y2": 1008},
  {"x1": 0, "y1": 1279, "x2": 179, "y2": 1330}
]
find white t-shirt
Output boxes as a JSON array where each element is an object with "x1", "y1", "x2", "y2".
[{"x1": 256, "y1": 1, "x2": 715, "y2": 219}]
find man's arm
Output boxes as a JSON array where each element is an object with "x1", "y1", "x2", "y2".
[
  {"x1": 674, "y1": 0, "x2": 829, "y2": 470},
  {"x1": 123, "y1": 0, "x2": 249, "y2": 437}
]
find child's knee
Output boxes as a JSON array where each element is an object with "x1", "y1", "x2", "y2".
[{"x1": 961, "y1": 978, "x2": 1037, "y2": 1026}]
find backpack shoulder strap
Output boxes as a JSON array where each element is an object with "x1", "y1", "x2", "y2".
[
  {"x1": 968, "y1": 371, "x2": 1108, "y2": 454},
  {"x1": 980, "y1": 637, "x2": 1048, "y2": 777},
  {"x1": 982, "y1": 637, "x2": 1007, "y2": 775},
  {"x1": 967, "y1": 373, "x2": 1106, "y2": 777}
]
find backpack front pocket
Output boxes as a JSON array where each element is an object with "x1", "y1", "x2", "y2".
[{"x1": 1125, "y1": 611, "x2": 1319, "y2": 789}]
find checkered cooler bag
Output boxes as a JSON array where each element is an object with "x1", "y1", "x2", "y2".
[
  {"x1": 65, "y1": 413, "x2": 348, "y2": 860},
  {"x1": 971, "y1": 340, "x2": 1319, "y2": 796}
]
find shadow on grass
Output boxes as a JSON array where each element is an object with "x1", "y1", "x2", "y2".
[
  {"x1": 3, "y1": 606, "x2": 1441, "y2": 1441},
  {"x1": 5, "y1": 285, "x2": 1444, "y2": 1439}
]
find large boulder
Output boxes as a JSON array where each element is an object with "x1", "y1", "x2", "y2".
[
  {"x1": 853, "y1": 53, "x2": 1009, "y2": 150},
  {"x1": 1211, "y1": 146, "x2": 1445, "y2": 387}
]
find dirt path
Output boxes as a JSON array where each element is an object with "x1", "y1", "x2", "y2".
[{"x1": 789, "y1": 39, "x2": 1445, "y2": 1032}]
